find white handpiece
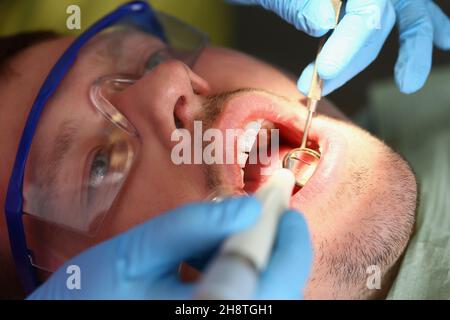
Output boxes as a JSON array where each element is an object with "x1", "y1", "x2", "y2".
[
  {"x1": 195, "y1": 168, "x2": 296, "y2": 300},
  {"x1": 222, "y1": 168, "x2": 295, "y2": 269}
]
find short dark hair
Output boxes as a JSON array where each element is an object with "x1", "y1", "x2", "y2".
[
  {"x1": 0, "y1": 31, "x2": 59, "y2": 299},
  {"x1": 0, "y1": 31, "x2": 58, "y2": 73}
]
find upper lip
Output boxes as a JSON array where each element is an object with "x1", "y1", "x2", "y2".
[{"x1": 210, "y1": 90, "x2": 347, "y2": 205}]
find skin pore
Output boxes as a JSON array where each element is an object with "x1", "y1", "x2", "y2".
[{"x1": 0, "y1": 33, "x2": 417, "y2": 299}]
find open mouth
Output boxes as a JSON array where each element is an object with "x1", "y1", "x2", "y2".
[
  {"x1": 212, "y1": 91, "x2": 329, "y2": 199},
  {"x1": 237, "y1": 118, "x2": 321, "y2": 194}
]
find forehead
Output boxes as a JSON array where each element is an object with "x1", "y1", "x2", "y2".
[{"x1": 0, "y1": 36, "x2": 74, "y2": 130}]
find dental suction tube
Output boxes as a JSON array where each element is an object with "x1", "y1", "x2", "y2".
[{"x1": 194, "y1": 169, "x2": 296, "y2": 299}]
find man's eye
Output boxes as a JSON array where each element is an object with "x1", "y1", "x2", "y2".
[
  {"x1": 89, "y1": 150, "x2": 110, "y2": 188},
  {"x1": 144, "y1": 48, "x2": 171, "y2": 71}
]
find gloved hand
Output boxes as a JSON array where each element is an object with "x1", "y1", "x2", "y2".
[
  {"x1": 391, "y1": 0, "x2": 450, "y2": 94},
  {"x1": 228, "y1": 0, "x2": 396, "y2": 95},
  {"x1": 230, "y1": 0, "x2": 449, "y2": 95},
  {"x1": 27, "y1": 197, "x2": 312, "y2": 300}
]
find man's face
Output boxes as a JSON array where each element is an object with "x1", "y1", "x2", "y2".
[{"x1": 0, "y1": 30, "x2": 417, "y2": 299}]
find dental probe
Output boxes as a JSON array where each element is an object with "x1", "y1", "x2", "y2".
[
  {"x1": 283, "y1": 0, "x2": 343, "y2": 187},
  {"x1": 300, "y1": 0, "x2": 342, "y2": 149},
  {"x1": 194, "y1": 169, "x2": 295, "y2": 300}
]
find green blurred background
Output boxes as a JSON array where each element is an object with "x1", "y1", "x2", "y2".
[
  {"x1": 1, "y1": 0, "x2": 449, "y2": 115},
  {"x1": 0, "y1": 0, "x2": 235, "y2": 45}
]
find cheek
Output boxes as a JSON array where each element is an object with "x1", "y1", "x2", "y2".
[
  {"x1": 98, "y1": 148, "x2": 210, "y2": 238},
  {"x1": 298, "y1": 130, "x2": 390, "y2": 240}
]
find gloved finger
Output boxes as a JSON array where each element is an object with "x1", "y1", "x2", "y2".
[
  {"x1": 255, "y1": 210, "x2": 312, "y2": 300},
  {"x1": 427, "y1": 1, "x2": 450, "y2": 50},
  {"x1": 317, "y1": 0, "x2": 390, "y2": 79},
  {"x1": 298, "y1": 2, "x2": 394, "y2": 96},
  {"x1": 297, "y1": 62, "x2": 315, "y2": 95},
  {"x1": 298, "y1": 61, "x2": 352, "y2": 96},
  {"x1": 293, "y1": 0, "x2": 337, "y2": 37},
  {"x1": 115, "y1": 196, "x2": 262, "y2": 279},
  {"x1": 393, "y1": 0, "x2": 433, "y2": 94}
]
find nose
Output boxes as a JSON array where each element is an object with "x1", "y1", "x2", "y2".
[{"x1": 111, "y1": 60, "x2": 210, "y2": 145}]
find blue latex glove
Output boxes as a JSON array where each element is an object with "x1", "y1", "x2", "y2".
[
  {"x1": 27, "y1": 197, "x2": 312, "y2": 300},
  {"x1": 391, "y1": 0, "x2": 450, "y2": 94},
  {"x1": 228, "y1": 0, "x2": 396, "y2": 95}
]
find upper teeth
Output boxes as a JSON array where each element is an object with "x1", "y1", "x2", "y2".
[{"x1": 237, "y1": 119, "x2": 264, "y2": 167}]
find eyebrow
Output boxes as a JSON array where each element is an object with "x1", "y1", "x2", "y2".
[
  {"x1": 41, "y1": 120, "x2": 80, "y2": 195},
  {"x1": 28, "y1": 119, "x2": 81, "y2": 216}
]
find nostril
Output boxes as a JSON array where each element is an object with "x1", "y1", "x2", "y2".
[{"x1": 173, "y1": 96, "x2": 186, "y2": 128}]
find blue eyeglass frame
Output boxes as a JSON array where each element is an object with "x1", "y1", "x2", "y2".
[{"x1": 4, "y1": 1, "x2": 171, "y2": 294}]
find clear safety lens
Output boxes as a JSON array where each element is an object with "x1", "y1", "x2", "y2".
[
  {"x1": 22, "y1": 12, "x2": 208, "y2": 237},
  {"x1": 23, "y1": 87, "x2": 139, "y2": 234},
  {"x1": 155, "y1": 11, "x2": 208, "y2": 66}
]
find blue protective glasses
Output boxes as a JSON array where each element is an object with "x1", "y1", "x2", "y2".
[{"x1": 4, "y1": 1, "x2": 208, "y2": 294}]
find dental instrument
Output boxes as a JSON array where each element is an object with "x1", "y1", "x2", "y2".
[
  {"x1": 283, "y1": 0, "x2": 343, "y2": 187},
  {"x1": 194, "y1": 168, "x2": 296, "y2": 299}
]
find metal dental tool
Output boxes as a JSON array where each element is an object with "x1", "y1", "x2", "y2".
[{"x1": 283, "y1": 0, "x2": 343, "y2": 187}]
